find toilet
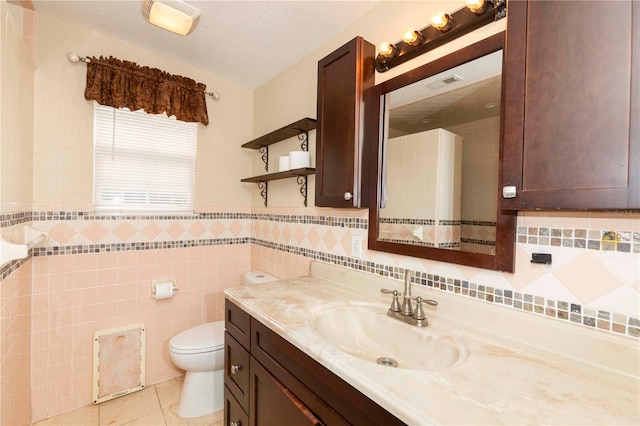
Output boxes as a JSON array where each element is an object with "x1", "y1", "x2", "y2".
[{"x1": 168, "y1": 271, "x2": 276, "y2": 417}]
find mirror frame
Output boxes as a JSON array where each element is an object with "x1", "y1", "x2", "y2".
[{"x1": 366, "y1": 32, "x2": 516, "y2": 272}]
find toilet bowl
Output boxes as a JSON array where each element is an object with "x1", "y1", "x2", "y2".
[
  {"x1": 169, "y1": 321, "x2": 225, "y2": 417},
  {"x1": 168, "y1": 271, "x2": 276, "y2": 418}
]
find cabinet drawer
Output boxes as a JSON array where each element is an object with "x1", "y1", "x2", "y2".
[
  {"x1": 225, "y1": 332, "x2": 250, "y2": 412},
  {"x1": 225, "y1": 299, "x2": 250, "y2": 349},
  {"x1": 224, "y1": 385, "x2": 249, "y2": 426}
]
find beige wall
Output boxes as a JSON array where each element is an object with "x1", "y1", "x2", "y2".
[
  {"x1": 33, "y1": 13, "x2": 254, "y2": 210},
  {"x1": 1, "y1": 2, "x2": 34, "y2": 213},
  {"x1": 0, "y1": 3, "x2": 34, "y2": 425}
]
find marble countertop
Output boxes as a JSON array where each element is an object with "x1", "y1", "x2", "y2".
[{"x1": 224, "y1": 262, "x2": 640, "y2": 425}]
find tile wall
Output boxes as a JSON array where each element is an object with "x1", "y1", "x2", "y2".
[
  {"x1": 2, "y1": 210, "x2": 251, "y2": 421},
  {"x1": 1, "y1": 207, "x2": 639, "y2": 422}
]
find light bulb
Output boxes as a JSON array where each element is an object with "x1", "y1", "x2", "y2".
[
  {"x1": 431, "y1": 12, "x2": 453, "y2": 32},
  {"x1": 466, "y1": 0, "x2": 488, "y2": 14},
  {"x1": 378, "y1": 42, "x2": 397, "y2": 58},
  {"x1": 401, "y1": 30, "x2": 423, "y2": 46}
]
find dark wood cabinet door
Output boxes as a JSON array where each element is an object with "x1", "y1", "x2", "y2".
[
  {"x1": 502, "y1": 0, "x2": 639, "y2": 209},
  {"x1": 249, "y1": 358, "x2": 323, "y2": 426},
  {"x1": 315, "y1": 36, "x2": 375, "y2": 207}
]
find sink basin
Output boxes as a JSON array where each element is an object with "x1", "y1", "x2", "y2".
[{"x1": 309, "y1": 303, "x2": 467, "y2": 370}]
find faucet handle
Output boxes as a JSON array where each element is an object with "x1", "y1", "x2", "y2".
[
  {"x1": 412, "y1": 296, "x2": 438, "y2": 306},
  {"x1": 380, "y1": 288, "x2": 402, "y2": 312},
  {"x1": 411, "y1": 296, "x2": 437, "y2": 321}
]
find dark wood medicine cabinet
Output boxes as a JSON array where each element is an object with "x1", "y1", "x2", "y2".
[
  {"x1": 315, "y1": 36, "x2": 375, "y2": 208},
  {"x1": 501, "y1": 0, "x2": 639, "y2": 210}
]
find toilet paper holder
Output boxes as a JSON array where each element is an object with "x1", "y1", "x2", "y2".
[{"x1": 151, "y1": 279, "x2": 178, "y2": 299}]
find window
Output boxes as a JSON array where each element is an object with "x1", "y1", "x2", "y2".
[{"x1": 93, "y1": 103, "x2": 197, "y2": 213}]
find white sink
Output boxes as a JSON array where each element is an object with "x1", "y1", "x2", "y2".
[{"x1": 309, "y1": 303, "x2": 467, "y2": 370}]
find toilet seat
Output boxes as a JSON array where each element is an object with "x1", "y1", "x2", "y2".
[{"x1": 170, "y1": 321, "x2": 224, "y2": 354}]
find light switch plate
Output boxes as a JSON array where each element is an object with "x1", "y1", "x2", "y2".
[{"x1": 351, "y1": 235, "x2": 363, "y2": 258}]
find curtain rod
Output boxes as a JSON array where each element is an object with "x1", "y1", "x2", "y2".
[{"x1": 67, "y1": 52, "x2": 220, "y2": 100}]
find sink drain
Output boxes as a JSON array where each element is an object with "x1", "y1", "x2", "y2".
[{"x1": 376, "y1": 357, "x2": 399, "y2": 368}]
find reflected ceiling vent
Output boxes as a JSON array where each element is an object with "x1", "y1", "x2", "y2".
[{"x1": 425, "y1": 74, "x2": 463, "y2": 90}]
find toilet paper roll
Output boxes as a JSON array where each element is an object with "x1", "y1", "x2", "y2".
[
  {"x1": 289, "y1": 151, "x2": 310, "y2": 169},
  {"x1": 278, "y1": 156, "x2": 290, "y2": 171},
  {"x1": 152, "y1": 279, "x2": 176, "y2": 300}
]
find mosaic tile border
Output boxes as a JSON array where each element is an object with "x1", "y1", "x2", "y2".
[
  {"x1": 377, "y1": 237, "x2": 436, "y2": 248},
  {"x1": 517, "y1": 227, "x2": 640, "y2": 254},
  {"x1": 0, "y1": 255, "x2": 29, "y2": 281},
  {"x1": 460, "y1": 238, "x2": 495, "y2": 247},
  {"x1": 440, "y1": 220, "x2": 462, "y2": 226},
  {"x1": 28, "y1": 211, "x2": 252, "y2": 221},
  {"x1": 379, "y1": 218, "x2": 435, "y2": 225},
  {"x1": 462, "y1": 220, "x2": 497, "y2": 227},
  {"x1": 21, "y1": 211, "x2": 366, "y2": 229},
  {"x1": 251, "y1": 213, "x2": 367, "y2": 229},
  {"x1": 412, "y1": 272, "x2": 640, "y2": 338},
  {"x1": 0, "y1": 211, "x2": 32, "y2": 227}
]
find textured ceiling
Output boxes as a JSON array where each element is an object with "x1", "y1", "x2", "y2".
[{"x1": 29, "y1": 0, "x2": 381, "y2": 89}]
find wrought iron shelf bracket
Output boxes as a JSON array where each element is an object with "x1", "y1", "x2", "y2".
[
  {"x1": 259, "y1": 146, "x2": 268, "y2": 171},
  {"x1": 297, "y1": 131, "x2": 310, "y2": 152},
  {"x1": 297, "y1": 175, "x2": 308, "y2": 207},
  {"x1": 257, "y1": 182, "x2": 268, "y2": 207}
]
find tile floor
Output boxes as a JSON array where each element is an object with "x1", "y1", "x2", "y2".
[{"x1": 33, "y1": 376, "x2": 224, "y2": 426}]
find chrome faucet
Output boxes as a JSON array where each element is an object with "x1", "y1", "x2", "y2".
[{"x1": 380, "y1": 270, "x2": 438, "y2": 327}]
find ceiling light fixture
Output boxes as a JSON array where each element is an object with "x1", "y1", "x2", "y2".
[{"x1": 142, "y1": 0, "x2": 201, "y2": 36}]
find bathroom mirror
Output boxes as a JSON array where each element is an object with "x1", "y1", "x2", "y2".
[{"x1": 367, "y1": 33, "x2": 516, "y2": 272}]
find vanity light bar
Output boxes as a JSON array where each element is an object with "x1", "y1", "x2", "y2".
[{"x1": 375, "y1": 0, "x2": 506, "y2": 72}]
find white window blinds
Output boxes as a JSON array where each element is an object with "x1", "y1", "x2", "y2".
[{"x1": 93, "y1": 103, "x2": 197, "y2": 213}]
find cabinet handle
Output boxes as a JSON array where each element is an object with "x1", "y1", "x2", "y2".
[
  {"x1": 502, "y1": 186, "x2": 517, "y2": 199},
  {"x1": 230, "y1": 364, "x2": 241, "y2": 374},
  {"x1": 344, "y1": 192, "x2": 352, "y2": 200},
  {"x1": 230, "y1": 421, "x2": 242, "y2": 426}
]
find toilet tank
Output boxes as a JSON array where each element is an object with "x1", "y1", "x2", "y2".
[{"x1": 244, "y1": 271, "x2": 277, "y2": 285}]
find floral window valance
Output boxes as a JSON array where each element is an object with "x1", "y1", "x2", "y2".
[{"x1": 84, "y1": 56, "x2": 209, "y2": 126}]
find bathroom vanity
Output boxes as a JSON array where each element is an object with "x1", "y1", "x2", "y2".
[
  {"x1": 224, "y1": 298, "x2": 403, "y2": 425},
  {"x1": 224, "y1": 262, "x2": 639, "y2": 425}
]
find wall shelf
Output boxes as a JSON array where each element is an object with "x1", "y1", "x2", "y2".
[
  {"x1": 241, "y1": 118, "x2": 317, "y2": 149},
  {"x1": 242, "y1": 118, "x2": 316, "y2": 207},
  {"x1": 240, "y1": 167, "x2": 315, "y2": 183}
]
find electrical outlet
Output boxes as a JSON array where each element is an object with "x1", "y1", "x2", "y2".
[{"x1": 351, "y1": 235, "x2": 363, "y2": 258}]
